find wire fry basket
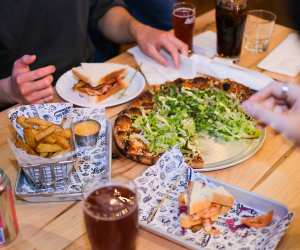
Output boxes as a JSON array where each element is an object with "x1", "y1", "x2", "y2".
[{"x1": 22, "y1": 160, "x2": 75, "y2": 190}]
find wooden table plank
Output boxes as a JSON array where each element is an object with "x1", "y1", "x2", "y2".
[
  {"x1": 1, "y1": 9, "x2": 299, "y2": 250},
  {"x1": 253, "y1": 149, "x2": 300, "y2": 250}
]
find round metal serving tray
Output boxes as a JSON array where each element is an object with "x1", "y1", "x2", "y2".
[{"x1": 197, "y1": 128, "x2": 266, "y2": 172}]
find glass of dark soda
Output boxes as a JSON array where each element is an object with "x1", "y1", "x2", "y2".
[
  {"x1": 83, "y1": 180, "x2": 138, "y2": 250},
  {"x1": 216, "y1": 0, "x2": 248, "y2": 59}
]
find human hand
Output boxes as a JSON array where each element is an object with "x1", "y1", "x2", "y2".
[
  {"x1": 11, "y1": 55, "x2": 56, "y2": 104},
  {"x1": 243, "y1": 82, "x2": 300, "y2": 145},
  {"x1": 131, "y1": 21, "x2": 188, "y2": 68}
]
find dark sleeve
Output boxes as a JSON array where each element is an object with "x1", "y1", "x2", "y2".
[{"x1": 89, "y1": 0, "x2": 126, "y2": 29}]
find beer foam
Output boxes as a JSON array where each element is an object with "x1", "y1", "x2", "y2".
[{"x1": 173, "y1": 7, "x2": 195, "y2": 18}]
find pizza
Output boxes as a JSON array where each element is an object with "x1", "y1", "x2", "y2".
[{"x1": 113, "y1": 76, "x2": 260, "y2": 168}]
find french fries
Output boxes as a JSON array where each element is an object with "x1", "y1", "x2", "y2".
[
  {"x1": 54, "y1": 135, "x2": 71, "y2": 150},
  {"x1": 24, "y1": 128, "x2": 37, "y2": 148},
  {"x1": 36, "y1": 143, "x2": 63, "y2": 153},
  {"x1": 15, "y1": 137, "x2": 37, "y2": 155},
  {"x1": 35, "y1": 125, "x2": 56, "y2": 141},
  {"x1": 14, "y1": 116, "x2": 72, "y2": 158}
]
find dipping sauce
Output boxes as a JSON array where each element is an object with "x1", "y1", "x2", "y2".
[
  {"x1": 74, "y1": 120, "x2": 100, "y2": 137},
  {"x1": 83, "y1": 185, "x2": 138, "y2": 250}
]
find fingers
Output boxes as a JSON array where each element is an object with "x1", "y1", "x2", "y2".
[
  {"x1": 13, "y1": 55, "x2": 37, "y2": 74},
  {"x1": 161, "y1": 39, "x2": 181, "y2": 68},
  {"x1": 139, "y1": 28, "x2": 188, "y2": 67},
  {"x1": 34, "y1": 95, "x2": 54, "y2": 104},
  {"x1": 16, "y1": 65, "x2": 56, "y2": 83},
  {"x1": 243, "y1": 101, "x2": 286, "y2": 132},
  {"x1": 20, "y1": 55, "x2": 36, "y2": 65},
  {"x1": 274, "y1": 105, "x2": 288, "y2": 114},
  {"x1": 245, "y1": 101, "x2": 300, "y2": 144},
  {"x1": 262, "y1": 97, "x2": 276, "y2": 110},
  {"x1": 25, "y1": 86, "x2": 54, "y2": 104},
  {"x1": 168, "y1": 36, "x2": 189, "y2": 57},
  {"x1": 146, "y1": 46, "x2": 168, "y2": 66},
  {"x1": 248, "y1": 82, "x2": 283, "y2": 102},
  {"x1": 18, "y1": 75, "x2": 53, "y2": 96}
]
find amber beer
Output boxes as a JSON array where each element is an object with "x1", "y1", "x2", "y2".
[
  {"x1": 83, "y1": 181, "x2": 138, "y2": 250},
  {"x1": 172, "y1": 2, "x2": 196, "y2": 52},
  {"x1": 216, "y1": 0, "x2": 247, "y2": 58}
]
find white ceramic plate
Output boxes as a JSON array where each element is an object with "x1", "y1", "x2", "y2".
[{"x1": 56, "y1": 63, "x2": 145, "y2": 108}]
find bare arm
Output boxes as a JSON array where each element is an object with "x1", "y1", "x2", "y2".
[
  {"x1": 0, "y1": 77, "x2": 15, "y2": 104},
  {"x1": 97, "y1": 6, "x2": 137, "y2": 44},
  {"x1": 97, "y1": 6, "x2": 188, "y2": 67}
]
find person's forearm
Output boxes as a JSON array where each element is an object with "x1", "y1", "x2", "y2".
[
  {"x1": 0, "y1": 77, "x2": 15, "y2": 104},
  {"x1": 97, "y1": 6, "x2": 144, "y2": 44}
]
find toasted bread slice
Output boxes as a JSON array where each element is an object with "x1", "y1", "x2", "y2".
[
  {"x1": 72, "y1": 67, "x2": 100, "y2": 87},
  {"x1": 212, "y1": 186, "x2": 235, "y2": 208},
  {"x1": 72, "y1": 64, "x2": 127, "y2": 88},
  {"x1": 188, "y1": 182, "x2": 212, "y2": 215}
]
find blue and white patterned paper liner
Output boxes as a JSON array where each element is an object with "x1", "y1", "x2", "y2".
[
  {"x1": 8, "y1": 104, "x2": 110, "y2": 195},
  {"x1": 7, "y1": 103, "x2": 74, "y2": 166},
  {"x1": 135, "y1": 147, "x2": 293, "y2": 250}
]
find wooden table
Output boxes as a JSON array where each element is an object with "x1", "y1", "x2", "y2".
[{"x1": 1, "y1": 10, "x2": 300, "y2": 250}]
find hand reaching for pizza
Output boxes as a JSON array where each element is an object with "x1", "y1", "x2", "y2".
[{"x1": 243, "y1": 81, "x2": 300, "y2": 145}]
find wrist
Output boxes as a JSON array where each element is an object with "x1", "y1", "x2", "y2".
[
  {"x1": 0, "y1": 77, "x2": 16, "y2": 104},
  {"x1": 129, "y1": 18, "x2": 145, "y2": 43}
]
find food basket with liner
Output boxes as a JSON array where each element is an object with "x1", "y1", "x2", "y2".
[{"x1": 7, "y1": 103, "x2": 76, "y2": 189}]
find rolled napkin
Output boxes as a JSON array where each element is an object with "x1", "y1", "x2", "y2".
[
  {"x1": 194, "y1": 55, "x2": 274, "y2": 91},
  {"x1": 258, "y1": 33, "x2": 300, "y2": 77},
  {"x1": 128, "y1": 47, "x2": 274, "y2": 90}
]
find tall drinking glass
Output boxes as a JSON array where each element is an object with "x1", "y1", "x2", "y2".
[
  {"x1": 83, "y1": 180, "x2": 138, "y2": 250},
  {"x1": 172, "y1": 2, "x2": 196, "y2": 53},
  {"x1": 216, "y1": 0, "x2": 248, "y2": 59},
  {"x1": 244, "y1": 10, "x2": 276, "y2": 53}
]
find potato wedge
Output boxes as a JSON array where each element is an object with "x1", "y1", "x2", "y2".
[
  {"x1": 35, "y1": 125, "x2": 56, "y2": 141},
  {"x1": 24, "y1": 128, "x2": 37, "y2": 148},
  {"x1": 39, "y1": 152, "x2": 49, "y2": 158},
  {"x1": 52, "y1": 149, "x2": 71, "y2": 158},
  {"x1": 42, "y1": 135, "x2": 57, "y2": 144},
  {"x1": 54, "y1": 135, "x2": 71, "y2": 149},
  {"x1": 15, "y1": 137, "x2": 37, "y2": 155},
  {"x1": 36, "y1": 143, "x2": 63, "y2": 153},
  {"x1": 16, "y1": 116, "x2": 32, "y2": 128},
  {"x1": 61, "y1": 129, "x2": 72, "y2": 139},
  {"x1": 26, "y1": 117, "x2": 52, "y2": 127}
]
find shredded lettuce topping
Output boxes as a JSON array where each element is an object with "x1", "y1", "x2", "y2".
[{"x1": 133, "y1": 85, "x2": 260, "y2": 155}]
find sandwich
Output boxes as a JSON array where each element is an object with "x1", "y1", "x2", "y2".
[
  {"x1": 72, "y1": 63, "x2": 128, "y2": 102},
  {"x1": 178, "y1": 181, "x2": 235, "y2": 234}
]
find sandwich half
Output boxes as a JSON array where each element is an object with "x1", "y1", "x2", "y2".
[{"x1": 72, "y1": 64, "x2": 128, "y2": 102}]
